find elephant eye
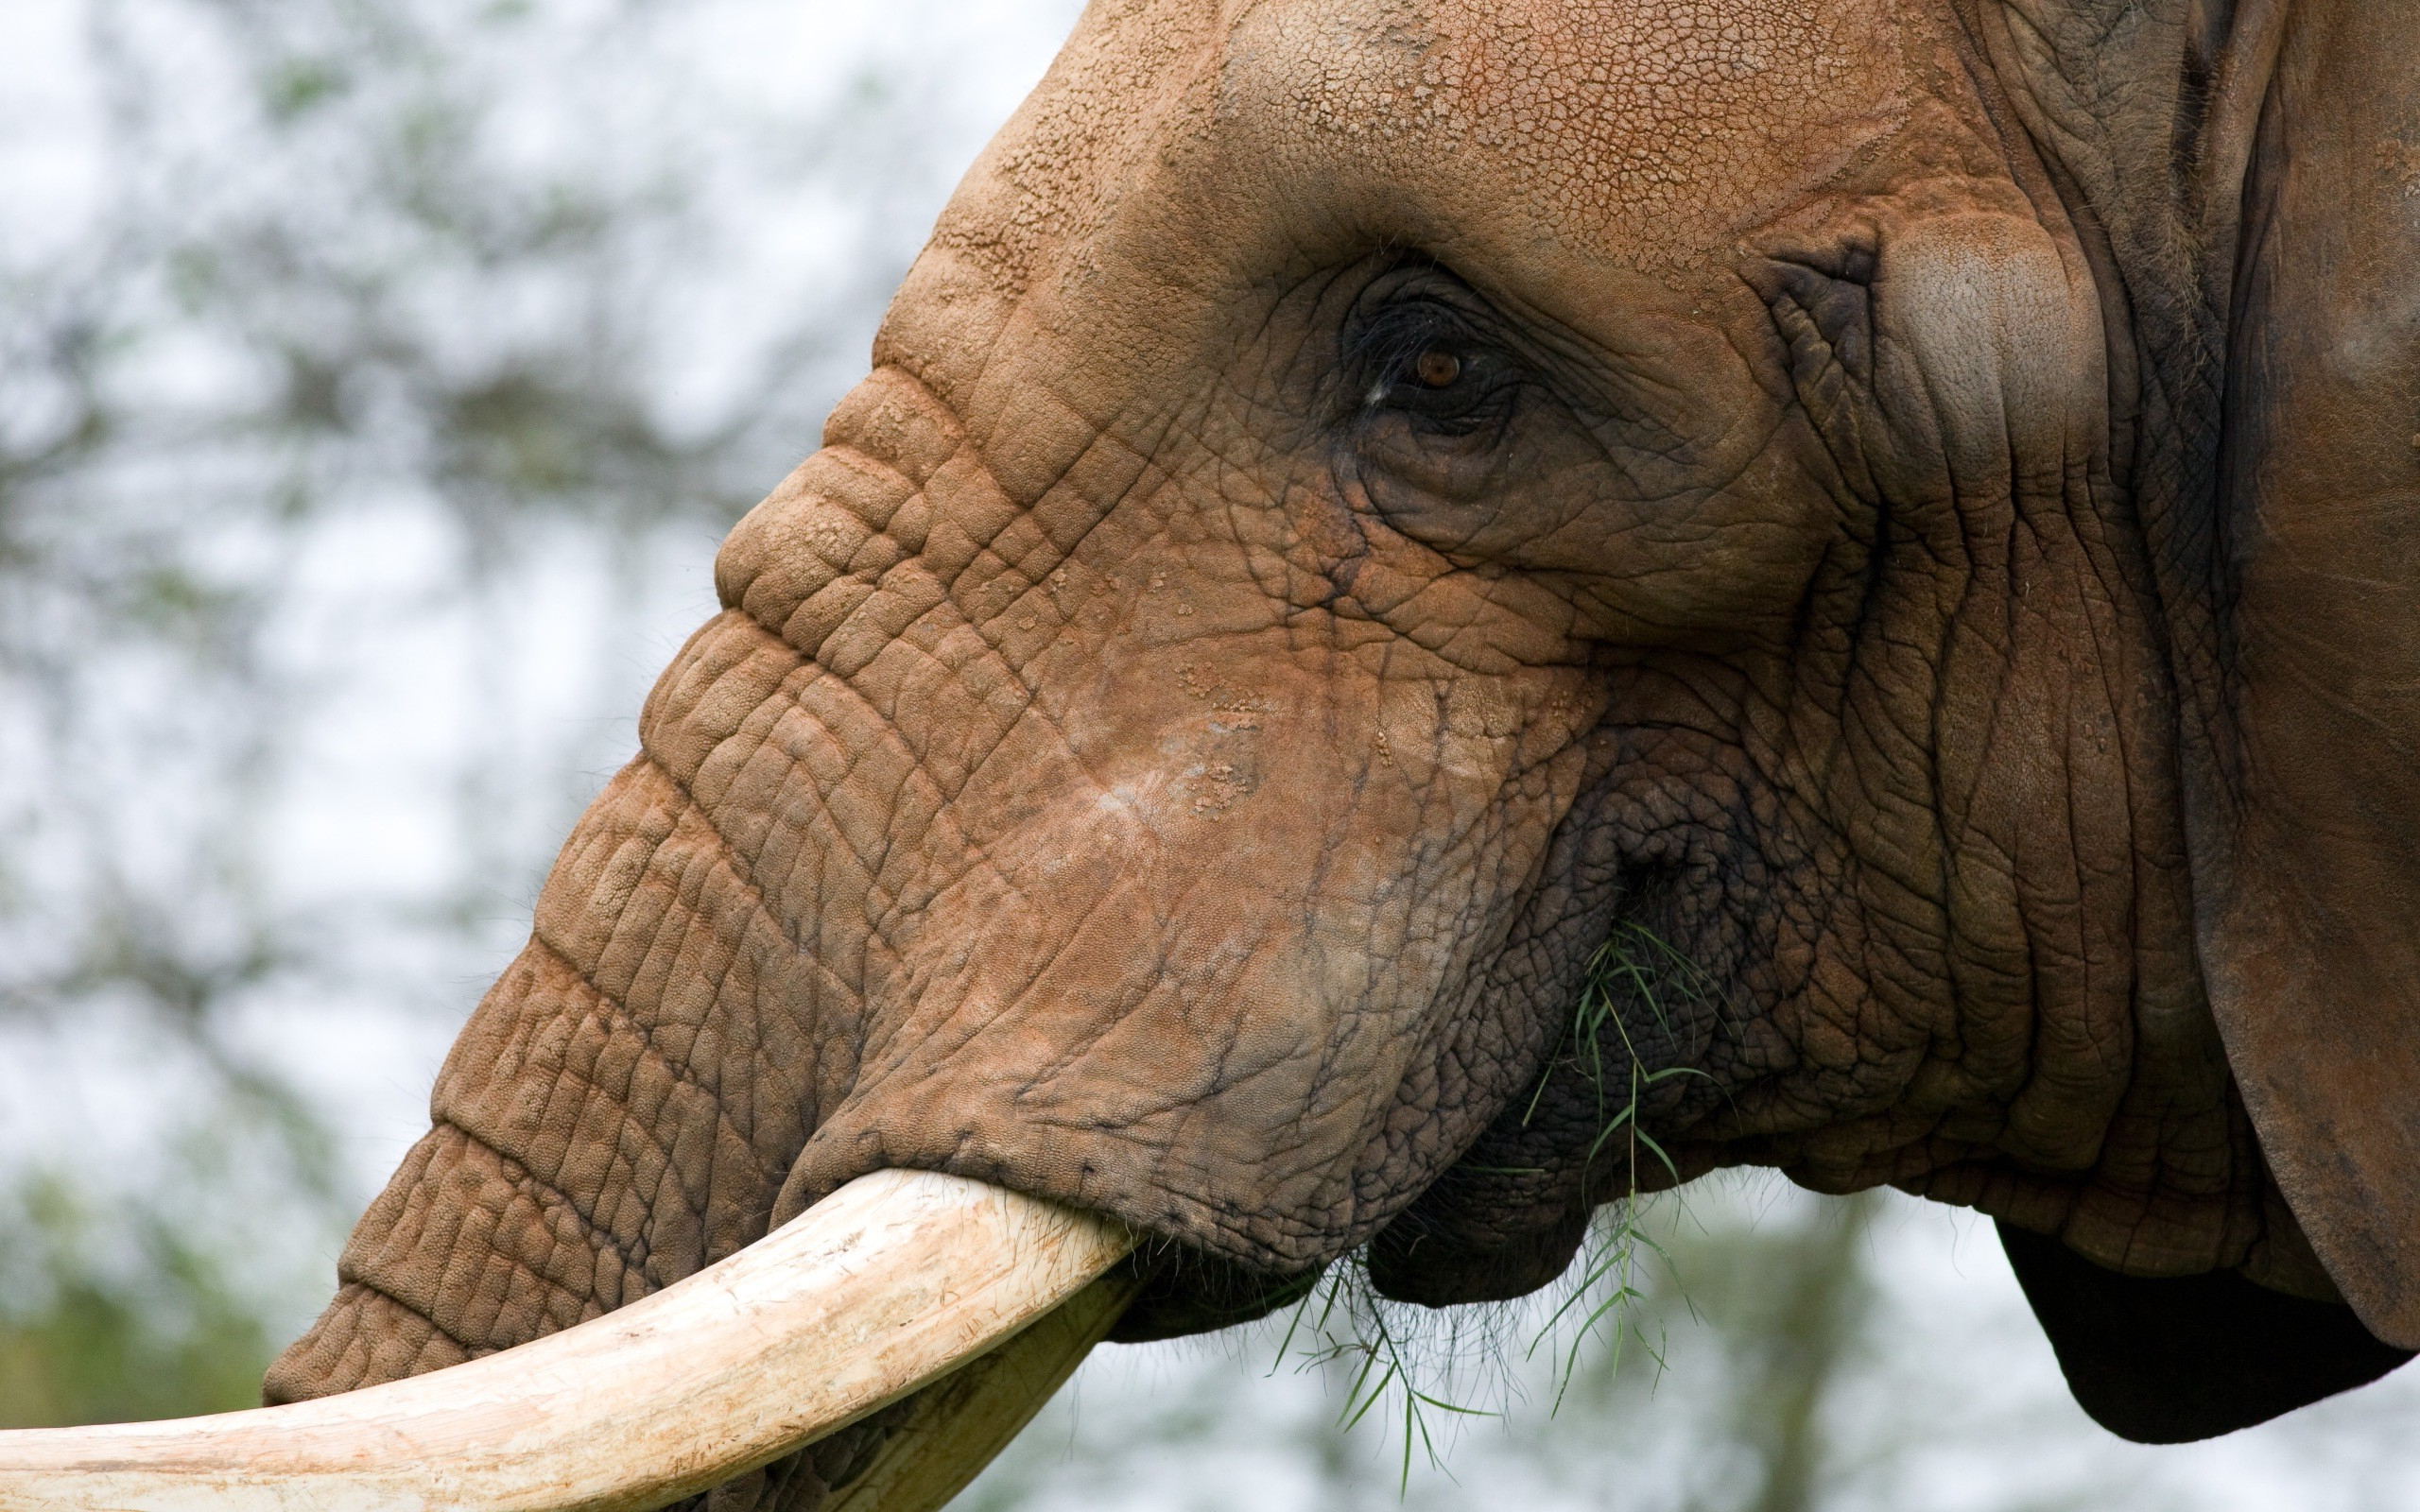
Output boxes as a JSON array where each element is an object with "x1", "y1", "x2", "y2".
[
  {"x1": 1353, "y1": 302, "x2": 1519, "y2": 438},
  {"x1": 1409, "y1": 349, "x2": 1462, "y2": 388},
  {"x1": 1364, "y1": 343, "x2": 1473, "y2": 407}
]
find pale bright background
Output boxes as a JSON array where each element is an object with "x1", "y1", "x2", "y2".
[{"x1": 0, "y1": 2, "x2": 2407, "y2": 1505}]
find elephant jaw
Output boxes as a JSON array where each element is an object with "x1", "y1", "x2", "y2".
[{"x1": 0, "y1": 1171, "x2": 1135, "y2": 1512}]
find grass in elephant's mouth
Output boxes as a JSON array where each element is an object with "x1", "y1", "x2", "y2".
[
  {"x1": 1272, "y1": 1264, "x2": 1499, "y2": 1491},
  {"x1": 1270, "y1": 925, "x2": 1717, "y2": 1487},
  {"x1": 1269, "y1": 1204, "x2": 1685, "y2": 1490},
  {"x1": 1539, "y1": 922, "x2": 1716, "y2": 1410},
  {"x1": 1548, "y1": 919, "x2": 1719, "y2": 1180},
  {"x1": 1540, "y1": 922, "x2": 1719, "y2": 1400}
]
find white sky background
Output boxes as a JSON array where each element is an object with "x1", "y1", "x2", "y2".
[{"x1": 0, "y1": 1, "x2": 2413, "y2": 1505}]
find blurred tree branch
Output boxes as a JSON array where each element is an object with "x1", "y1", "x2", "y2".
[{"x1": 0, "y1": 0, "x2": 1014, "y2": 1422}]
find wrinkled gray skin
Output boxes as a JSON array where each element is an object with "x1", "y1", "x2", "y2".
[{"x1": 265, "y1": 0, "x2": 2420, "y2": 1497}]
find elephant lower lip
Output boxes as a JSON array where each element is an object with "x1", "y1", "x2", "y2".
[{"x1": 0, "y1": 1171, "x2": 1136, "y2": 1511}]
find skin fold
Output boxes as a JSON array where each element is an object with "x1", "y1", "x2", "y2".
[{"x1": 261, "y1": 0, "x2": 2420, "y2": 1495}]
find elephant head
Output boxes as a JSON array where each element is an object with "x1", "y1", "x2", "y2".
[{"x1": 215, "y1": 0, "x2": 2420, "y2": 1492}]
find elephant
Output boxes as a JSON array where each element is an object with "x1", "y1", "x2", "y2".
[{"x1": 232, "y1": 0, "x2": 2420, "y2": 1499}]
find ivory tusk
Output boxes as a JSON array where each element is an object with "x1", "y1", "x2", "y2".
[
  {"x1": 0, "y1": 1169, "x2": 1136, "y2": 1512},
  {"x1": 821, "y1": 1268, "x2": 1144, "y2": 1512}
]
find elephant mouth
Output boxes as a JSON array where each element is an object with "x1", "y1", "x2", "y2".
[{"x1": 0, "y1": 1170, "x2": 1137, "y2": 1511}]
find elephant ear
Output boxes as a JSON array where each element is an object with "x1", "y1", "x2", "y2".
[
  {"x1": 1998, "y1": 1223, "x2": 2413, "y2": 1442},
  {"x1": 2178, "y1": 0, "x2": 2420, "y2": 1348}
]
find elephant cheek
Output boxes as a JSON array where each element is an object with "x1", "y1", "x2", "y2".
[{"x1": 769, "y1": 669, "x2": 1592, "y2": 1272}]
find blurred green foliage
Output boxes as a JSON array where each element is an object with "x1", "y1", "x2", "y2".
[
  {"x1": 0, "y1": 0, "x2": 1058, "y2": 1438},
  {"x1": 0, "y1": 0, "x2": 906, "y2": 1428},
  {"x1": 0, "y1": 1176, "x2": 276, "y2": 1427}
]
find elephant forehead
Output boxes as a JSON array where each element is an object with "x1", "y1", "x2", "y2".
[
  {"x1": 1219, "y1": 0, "x2": 1916, "y2": 264},
  {"x1": 914, "y1": 0, "x2": 1936, "y2": 355}
]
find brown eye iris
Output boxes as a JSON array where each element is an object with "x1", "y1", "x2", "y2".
[{"x1": 1411, "y1": 348, "x2": 1462, "y2": 388}]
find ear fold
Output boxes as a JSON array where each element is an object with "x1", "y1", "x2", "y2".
[
  {"x1": 2175, "y1": 0, "x2": 2420, "y2": 1347},
  {"x1": 1998, "y1": 1222, "x2": 2413, "y2": 1442},
  {"x1": 1751, "y1": 201, "x2": 2104, "y2": 524}
]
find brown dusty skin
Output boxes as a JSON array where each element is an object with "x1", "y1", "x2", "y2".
[{"x1": 257, "y1": 0, "x2": 2420, "y2": 1493}]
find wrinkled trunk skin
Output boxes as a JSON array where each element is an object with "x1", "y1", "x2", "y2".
[
  {"x1": 271, "y1": 342, "x2": 1608, "y2": 1352},
  {"x1": 268, "y1": 365, "x2": 1608, "y2": 1503}
]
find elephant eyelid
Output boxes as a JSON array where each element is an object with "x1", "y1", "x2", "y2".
[{"x1": 1345, "y1": 296, "x2": 1478, "y2": 380}]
